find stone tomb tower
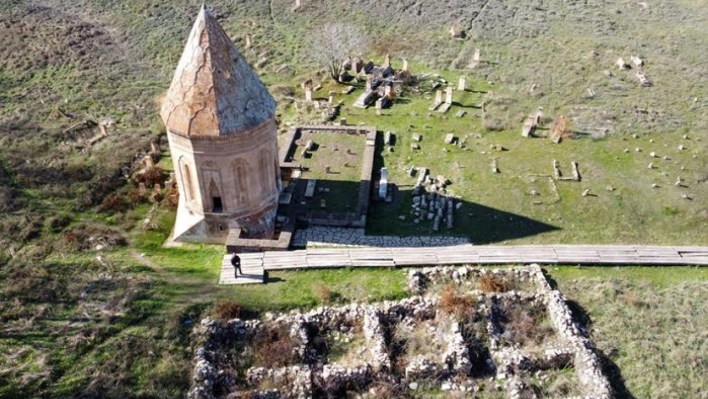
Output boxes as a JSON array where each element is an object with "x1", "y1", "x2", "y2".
[{"x1": 161, "y1": 6, "x2": 281, "y2": 242}]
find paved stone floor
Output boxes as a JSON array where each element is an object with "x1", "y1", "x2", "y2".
[{"x1": 292, "y1": 226, "x2": 471, "y2": 248}]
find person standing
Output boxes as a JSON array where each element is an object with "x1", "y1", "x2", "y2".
[{"x1": 231, "y1": 253, "x2": 242, "y2": 278}]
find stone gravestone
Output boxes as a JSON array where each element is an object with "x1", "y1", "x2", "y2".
[
  {"x1": 375, "y1": 99, "x2": 383, "y2": 115},
  {"x1": 444, "y1": 134, "x2": 455, "y2": 144},
  {"x1": 378, "y1": 167, "x2": 388, "y2": 200},
  {"x1": 457, "y1": 76, "x2": 466, "y2": 91},
  {"x1": 437, "y1": 87, "x2": 453, "y2": 113},
  {"x1": 429, "y1": 90, "x2": 443, "y2": 111},
  {"x1": 143, "y1": 155, "x2": 154, "y2": 168}
]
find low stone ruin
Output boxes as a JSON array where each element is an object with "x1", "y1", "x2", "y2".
[{"x1": 189, "y1": 265, "x2": 615, "y2": 399}]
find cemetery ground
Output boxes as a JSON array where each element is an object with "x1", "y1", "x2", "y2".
[
  {"x1": 1, "y1": 0, "x2": 706, "y2": 398},
  {"x1": 289, "y1": 73, "x2": 707, "y2": 245}
]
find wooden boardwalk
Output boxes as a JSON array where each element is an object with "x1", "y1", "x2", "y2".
[
  {"x1": 219, "y1": 254, "x2": 265, "y2": 285},
  {"x1": 218, "y1": 245, "x2": 708, "y2": 284}
]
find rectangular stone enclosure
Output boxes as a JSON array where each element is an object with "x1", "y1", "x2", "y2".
[{"x1": 279, "y1": 125, "x2": 377, "y2": 228}]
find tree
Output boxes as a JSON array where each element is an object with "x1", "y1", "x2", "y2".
[{"x1": 307, "y1": 23, "x2": 368, "y2": 82}]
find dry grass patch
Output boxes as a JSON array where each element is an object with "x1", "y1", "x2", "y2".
[
  {"x1": 498, "y1": 301, "x2": 556, "y2": 351},
  {"x1": 213, "y1": 300, "x2": 242, "y2": 320},
  {"x1": 439, "y1": 283, "x2": 476, "y2": 317},
  {"x1": 478, "y1": 274, "x2": 513, "y2": 293},
  {"x1": 252, "y1": 324, "x2": 300, "y2": 369}
]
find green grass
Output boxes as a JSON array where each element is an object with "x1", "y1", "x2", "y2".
[
  {"x1": 294, "y1": 129, "x2": 367, "y2": 213},
  {"x1": 216, "y1": 268, "x2": 408, "y2": 312},
  {"x1": 331, "y1": 75, "x2": 708, "y2": 244},
  {"x1": 549, "y1": 265, "x2": 708, "y2": 289},
  {"x1": 552, "y1": 267, "x2": 708, "y2": 399}
]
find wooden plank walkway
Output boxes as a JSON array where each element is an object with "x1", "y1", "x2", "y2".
[
  {"x1": 218, "y1": 245, "x2": 708, "y2": 284},
  {"x1": 219, "y1": 254, "x2": 265, "y2": 285}
]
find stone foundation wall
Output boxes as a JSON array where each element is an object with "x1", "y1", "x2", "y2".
[{"x1": 189, "y1": 265, "x2": 614, "y2": 399}]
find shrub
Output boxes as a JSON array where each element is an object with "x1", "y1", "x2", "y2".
[
  {"x1": 126, "y1": 188, "x2": 147, "y2": 205},
  {"x1": 316, "y1": 285, "x2": 334, "y2": 304},
  {"x1": 19, "y1": 217, "x2": 43, "y2": 242},
  {"x1": 478, "y1": 274, "x2": 512, "y2": 293},
  {"x1": 46, "y1": 213, "x2": 71, "y2": 233},
  {"x1": 254, "y1": 325, "x2": 298, "y2": 368},
  {"x1": 99, "y1": 192, "x2": 130, "y2": 213},
  {"x1": 133, "y1": 165, "x2": 166, "y2": 187},
  {"x1": 213, "y1": 301, "x2": 242, "y2": 320},
  {"x1": 439, "y1": 284, "x2": 476, "y2": 317},
  {"x1": 483, "y1": 117, "x2": 506, "y2": 131},
  {"x1": 62, "y1": 224, "x2": 127, "y2": 251}
]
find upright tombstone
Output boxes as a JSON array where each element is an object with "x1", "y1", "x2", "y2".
[
  {"x1": 438, "y1": 86, "x2": 453, "y2": 112},
  {"x1": 631, "y1": 55, "x2": 644, "y2": 68},
  {"x1": 161, "y1": 6, "x2": 281, "y2": 242},
  {"x1": 375, "y1": 99, "x2": 383, "y2": 115},
  {"x1": 457, "y1": 76, "x2": 466, "y2": 91},
  {"x1": 535, "y1": 107, "x2": 544, "y2": 124},
  {"x1": 305, "y1": 87, "x2": 313, "y2": 102},
  {"x1": 328, "y1": 91, "x2": 335, "y2": 104},
  {"x1": 365, "y1": 76, "x2": 373, "y2": 91},
  {"x1": 402, "y1": 58, "x2": 408, "y2": 72},
  {"x1": 615, "y1": 58, "x2": 628, "y2": 70},
  {"x1": 353, "y1": 57, "x2": 363, "y2": 74},
  {"x1": 473, "y1": 48, "x2": 480, "y2": 62},
  {"x1": 429, "y1": 90, "x2": 443, "y2": 111},
  {"x1": 245, "y1": 34, "x2": 252, "y2": 49},
  {"x1": 383, "y1": 53, "x2": 391, "y2": 68}
]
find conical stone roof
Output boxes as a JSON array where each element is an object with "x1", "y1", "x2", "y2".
[{"x1": 160, "y1": 6, "x2": 276, "y2": 137}]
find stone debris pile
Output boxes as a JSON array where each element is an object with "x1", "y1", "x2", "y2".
[{"x1": 410, "y1": 167, "x2": 460, "y2": 231}]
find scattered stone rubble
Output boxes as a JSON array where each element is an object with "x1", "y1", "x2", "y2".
[
  {"x1": 408, "y1": 167, "x2": 461, "y2": 230},
  {"x1": 189, "y1": 265, "x2": 615, "y2": 399}
]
